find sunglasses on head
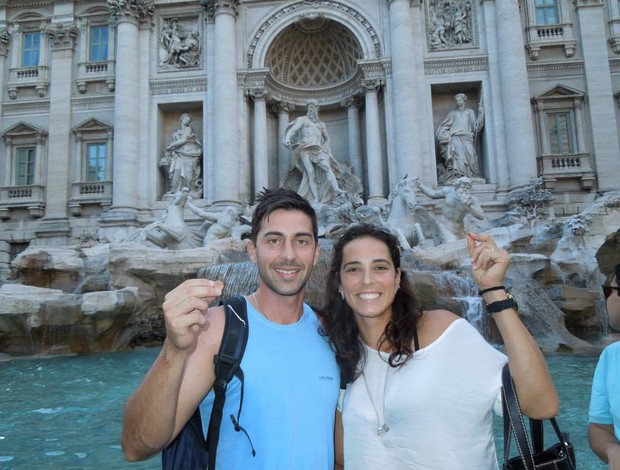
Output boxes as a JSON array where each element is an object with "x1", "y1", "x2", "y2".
[{"x1": 602, "y1": 285, "x2": 620, "y2": 299}]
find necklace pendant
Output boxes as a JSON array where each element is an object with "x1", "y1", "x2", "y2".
[{"x1": 377, "y1": 424, "x2": 390, "y2": 436}]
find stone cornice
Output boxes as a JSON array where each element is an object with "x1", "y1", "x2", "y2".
[
  {"x1": 71, "y1": 95, "x2": 115, "y2": 110},
  {"x1": 424, "y1": 56, "x2": 488, "y2": 74},
  {"x1": 575, "y1": 0, "x2": 603, "y2": 7},
  {"x1": 527, "y1": 60, "x2": 584, "y2": 73},
  {"x1": 2, "y1": 99, "x2": 51, "y2": 114},
  {"x1": 4, "y1": 1, "x2": 50, "y2": 7},
  {"x1": 149, "y1": 77, "x2": 208, "y2": 95}
]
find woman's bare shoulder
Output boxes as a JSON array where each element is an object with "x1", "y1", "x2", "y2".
[{"x1": 417, "y1": 309, "x2": 461, "y2": 348}]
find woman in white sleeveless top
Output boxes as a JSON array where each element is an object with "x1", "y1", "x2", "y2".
[{"x1": 319, "y1": 224, "x2": 558, "y2": 470}]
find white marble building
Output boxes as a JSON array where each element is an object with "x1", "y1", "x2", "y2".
[{"x1": 0, "y1": 0, "x2": 619, "y2": 274}]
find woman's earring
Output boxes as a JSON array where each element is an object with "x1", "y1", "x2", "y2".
[{"x1": 339, "y1": 290, "x2": 344, "y2": 299}]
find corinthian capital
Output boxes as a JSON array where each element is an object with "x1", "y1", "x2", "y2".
[
  {"x1": 202, "y1": 0, "x2": 241, "y2": 17},
  {"x1": 248, "y1": 87, "x2": 268, "y2": 101},
  {"x1": 44, "y1": 23, "x2": 77, "y2": 50},
  {"x1": 108, "y1": 0, "x2": 155, "y2": 25},
  {"x1": 361, "y1": 79, "x2": 384, "y2": 92}
]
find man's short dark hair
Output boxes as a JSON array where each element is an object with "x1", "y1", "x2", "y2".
[{"x1": 250, "y1": 188, "x2": 318, "y2": 243}]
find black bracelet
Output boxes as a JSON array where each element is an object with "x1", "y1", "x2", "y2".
[{"x1": 478, "y1": 285, "x2": 505, "y2": 296}]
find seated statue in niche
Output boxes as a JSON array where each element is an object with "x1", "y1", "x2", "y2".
[
  {"x1": 159, "y1": 113, "x2": 203, "y2": 199},
  {"x1": 436, "y1": 93, "x2": 484, "y2": 184},
  {"x1": 282, "y1": 99, "x2": 362, "y2": 206}
]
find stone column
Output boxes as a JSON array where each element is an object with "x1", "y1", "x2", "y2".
[
  {"x1": 574, "y1": 100, "x2": 586, "y2": 154},
  {"x1": 495, "y1": 0, "x2": 538, "y2": 187},
  {"x1": 362, "y1": 80, "x2": 385, "y2": 204},
  {"x1": 36, "y1": 23, "x2": 77, "y2": 239},
  {"x1": 272, "y1": 101, "x2": 294, "y2": 182},
  {"x1": 576, "y1": 0, "x2": 619, "y2": 191},
  {"x1": 206, "y1": 0, "x2": 241, "y2": 206},
  {"x1": 0, "y1": 30, "x2": 8, "y2": 158},
  {"x1": 341, "y1": 96, "x2": 363, "y2": 183},
  {"x1": 534, "y1": 103, "x2": 550, "y2": 155},
  {"x1": 249, "y1": 87, "x2": 269, "y2": 194},
  {"x1": 106, "y1": 1, "x2": 153, "y2": 218},
  {"x1": 387, "y1": 0, "x2": 421, "y2": 180}
]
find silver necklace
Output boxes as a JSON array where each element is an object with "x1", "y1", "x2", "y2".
[{"x1": 361, "y1": 361, "x2": 390, "y2": 436}]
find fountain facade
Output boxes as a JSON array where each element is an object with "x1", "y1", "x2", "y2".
[{"x1": 1, "y1": 1, "x2": 620, "y2": 354}]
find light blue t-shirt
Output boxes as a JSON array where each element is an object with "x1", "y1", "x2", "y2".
[
  {"x1": 589, "y1": 341, "x2": 620, "y2": 440},
  {"x1": 200, "y1": 300, "x2": 339, "y2": 469}
]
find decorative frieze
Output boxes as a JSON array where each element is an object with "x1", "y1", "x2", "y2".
[
  {"x1": 424, "y1": 56, "x2": 487, "y2": 74},
  {"x1": 149, "y1": 77, "x2": 208, "y2": 95},
  {"x1": 526, "y1": 60, "x2": 584, "y2": 73}
]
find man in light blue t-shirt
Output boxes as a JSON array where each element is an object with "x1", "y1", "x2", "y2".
[
  {"x1": 121, "y1": 188, "x2": 339, "y2": 469},
  {"x1": 588, "y1": 263, "x2": 620, "y2": 468}
]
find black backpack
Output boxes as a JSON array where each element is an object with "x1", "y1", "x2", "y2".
[{"x1": 162, "y1": 296, "x2": 249, "y2": 470}]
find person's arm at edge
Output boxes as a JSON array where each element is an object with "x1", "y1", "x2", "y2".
[
  {"x1": 334, "y1": 410, "x2": 344, "y2": 470},
  {"x1": 121, "y1": 279, "x2": 223, "y2": 461},
  {"x1": 589, "y1": 423, "x2": 620, "y2": 467},
  {"x1": 467, "y1": 232, "x2": 559, "y2": 420}
]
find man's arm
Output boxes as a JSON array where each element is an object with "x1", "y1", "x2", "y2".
[
  {"x1": 589, "y1": 423, "x2": 620, "y2": 468},
  {"x1": 121, "y1": 279, "x2": 225, "y2": 461}
]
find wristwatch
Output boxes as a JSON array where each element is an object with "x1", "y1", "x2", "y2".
[{"x1": 485, "y1": 292, "x2": 518, "y2": 314}]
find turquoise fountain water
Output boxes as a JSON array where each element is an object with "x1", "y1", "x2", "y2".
[{"x1": 0, "y1": 347, "x2": 609, "y2": 469}]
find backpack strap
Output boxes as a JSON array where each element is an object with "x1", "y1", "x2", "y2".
[{"x1": 207, "y1": 296, "x2": 249, "y2": 469}]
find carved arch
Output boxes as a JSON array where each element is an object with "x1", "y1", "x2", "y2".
[{"x1": 246, "y1": 1, "x2": 382, "y2": 70}]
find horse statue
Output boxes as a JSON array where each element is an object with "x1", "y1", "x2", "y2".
[
  {"x1": 384, "y1": 175, "x2": 428, "y2": 250},
  {"x1": 123, "y1": 187, "x2": 202, "y2": 249}
]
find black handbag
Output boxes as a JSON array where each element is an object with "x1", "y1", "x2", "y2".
[{"x1": 501, "y1": 364, "x2": 576, "y2": 470}]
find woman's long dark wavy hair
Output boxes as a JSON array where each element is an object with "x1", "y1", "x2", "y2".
[{"x1": 318, "y1": 224, "x2": 421, "y2": 384}]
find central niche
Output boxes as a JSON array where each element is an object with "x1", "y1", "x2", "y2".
[{"x1": 265, "y1": 16, "x2": 363, "y2": 88}]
